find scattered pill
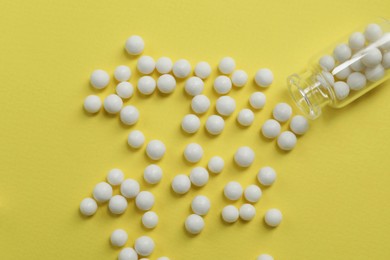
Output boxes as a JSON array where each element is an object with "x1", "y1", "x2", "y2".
[
  {"x1": 181, "y1": 114, "x2": 201, "y2": 134},
  {"x1": 137, "y1": 56, "x2": 155, "y2": 74},
  {"x1": 261, "y1": 119, "x2": 281, "y2": 139},
  {"x1": 222, "y1": 205, "x2": 239, "y2": 223},
  {"x1": 249, "y1": 92, "x2": 266, "y2": 109},
  {"x1": 157, "y1": 74, "x2": 176, "y2": 94},
  {"x1": 109, "y1": 195, "x2": 128, "y2": 214},
  {"x1": 333, "y1": 81, "x2": 350, "y2": 100},
  {"x1": 214, "y1": 75, "x2": 232, "y2": 94},
  {"x1": 142, "y1": 211, "x2": 159, "y2": 229},
  {"x1": 277, "y1": 131, "x2": 297, "y2": 151},
  {"x1": 218, "y1": 57, "x2": 236, "y2": 74},
  {"x1": 194, "y1": 61, "x2": 212, "y2": 79},
  {"x1": 234, "y1": 146, "x2": 254, "y2": 167},
  {"x1": 116, "y1": 82, "x2": 134, "y2": 99},
  {"x1": 239, "y1": 204, "x2": 256, "y2": 221},
  {"x1": 110, "y1": 229, "x2": 128, "y2": 247},
  {"x1": 93, "y1": 182, "x2": 113, "y2": 203},
  {"x1": 257, "y1": 166, "x2": 276, "y2": 186},
  {"x1": 205, "y1": 115, "x2": 225, "y2": 135},
  {"x1": 80, "y1": 198, "x2": 98, "y2": 216},
  {"x1": 120, "y1": 179, "x2": 140, "y2": 199},
  {"x1": 216, "y1": 96, "x2": 236, "y2": 116},
  {"x1": 255, "y1": 68, "x2": 273, "y2": 88},
  {"x1": 273, "y1": 103, "x2": 292, "y2": 123},
  {"x1": 185, "y1": 76, "x2": 204, "y2": 96},
  {"x1": 189, "y1": 167, "x2": 209, "y2": 187},
  {"x1": 107, "y1": 168, "x2": 124, "y2": 186},
  {"x1": 104, "y1": 94, "x2": 123, "y2": 114},
  {"x1": 207, "y1": 156, "x2": 224, "y2": 174},
  {"x1": 257, "y1": 254, "x2": 274, "y2": 260},
  {"x1": 224, "y1": 181, "x2": 243, "y2": 201},
  {"x1": 127, "y1": 130, "x2": 145, "y2": 149},
  {"x1": 237, "y1": 108, "x2": 254, "y2": 126},
  {"x1": 138, "y1": 76, "x2": 156, "y2": 95},
  {"x1": 120, "y1": 105, "x2": 139, "y2": 125},
  {"x1": 290, "y1": 115, "x2": 309, "y2": 135},
  {"x1": 146, "y1": 140, "x2": 166, "y2": 160},
  {"x1": 333, "y1": 44, "x2": 352, "y2": 63},
  {"x1": 364, "y1": 23, "x2": 382, "y2": 43},
  {"x1": 231, "y1": 70, "x2": 248, "y2": 87},
  {"x1": 335, "y1": 66, "x2": 352, "y2": 80},
  {"x1": 156, "y1": 57, "x2": 173, "y2": 74},
  {"x1": 365, "y1": 64, "x2": 385, "y2": 82},
  {"x1": 244, "y1": 185, "x2": 262, "y2": 203},
  {"x1": 347, "y1": 72, "x2": 367, "y2": 91},
  {"x1": 118, "y1": 247, "x2": 138, "y2": 260},
  {"x1": 191, "y1": 195, "x2": 211, "y2": 215},
  {"x1": 125, "y1": 35, "x2": 144, "y2": 55},
  {"x1": 185, "y1": 214, "x2": 205, "y2": 234},
  {"x1": 135, "y1": 191, "x2": 155, "y2": 211},
  {"x1": 143, "y1": 164, "x2": 163, "y2": 184},
  {"x1": 184, "y1": 143, "x2": 203, "y2": 163},
  {"x1": 84, "y1": 95, "x2": 102, "y2": 113},
  {"x1": 114, "y1": 65, "x2": 132, "y2": 82},
  {"x1": 383, "y1": 52, "x2": 390, "y2": 69},
  {"x1": 135, "y1": 236, "x2": 155, "y2": 256},
  {"x1": 319, "y1": 55, "x2": 335, "y2": 72},
  {"x1": 171, "y1": 174, "x2": 191, "y2": 194},
  {"x1": 90, "y1": 69, "x2": 110, "y2": 89},
  {"x1": 348, "y1": 32, "x2": 365, "y2": 51},
  {"x1": 264, "y1": 208, "x2": 283, "y2": 227},
  {"x1": 362, "y1": 47, "x2": 382, "y2": 67},
  {"x1": 191, "y1": 95, "x2": 211, "y2": 114},
  {"x1": 172, "y1": 59, "x2": 192, "y2": 78}
]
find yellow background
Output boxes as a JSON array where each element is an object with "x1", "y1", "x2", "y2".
[{"x1": 1, "y1": 1, "x2": 390, "y2": 259}]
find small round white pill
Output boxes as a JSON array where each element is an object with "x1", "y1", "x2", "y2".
[
  {"x1": 249, "y1": 92, "x2": 266, "y2": 109},
  {"x1": 333, "y1": 44, "x2": 352, "y2": 63},
  {"x1": 257, "y1": 254, "x2": 274, "y2": 260},
  {"x1": 120, "y1": 179, "x2": 140, "y2": 199},
  {"x1": 216, "y1": 96, "x2": 236, "y2": 116},
  {"x1": 172, "y1": 59, "x2": 192, "y2": 78},
  {"x1": 135, "y1": 236, "x2": 155, "y2": 256},
  {"x1": 348, "y1": 32, "x2": 365, "y2": 51},
  {"x1": 185, "y1": 214, "x2": 205, "y2": 234},
  {"x1": 290, "y1": 115, "x2": 309, "y2": 135},
  {"x1": 109, "y1": 195, "x2": 128, "y2": 214},
  {"x1": 125, "y1": 35, "x2": 144, "y2": 55},
  {"x1": 222, "y1": 205, "x2": 239, "y2": 223},
  {"x1": 104, "y1": 94, "x2": 123, "y2": 114},
  {"x1": 264, "y1": 208, "x2": 283, "y2": 227},
  {"x1": 84, "y1": 95, "x2": 102, "y2": 113},
  {"x1": 136, "y1": 191, "x2": 155, "y2": 211},
  {"x1": 335, "y1": 66, "x2": 352, "y2": 80},
  {"x1": 224, "y1": 181, "x2": 243, "y2": 201},
  {"x1": 362, "y1": 48, "x2": 382, "y2": 67},
  {"x1": 205, "y1": 115, "x2": 225, "y2": 135},
  {"x1": 120, "y1": 105, "x2": 139, "y2": 125},
  {"x1": 143, "y1": 164, "x2": 163, "y2": 184},
  {"x1": 207, "y1": 156, "x2": 224, "y2": 174},
  {"x1": 191, "y1": 95, "x2": 210, "y2": 114},
  {"x1": 365, "y1": 64, "x2": 385, "y2": 82},
  {"x1": 93, "y1": 182, "x2": 113, "y2": 203},
  {"x1": 142, "y1": 211, "x2": 158, "y2": 229},
  {"x1": 239, "y1": 204, "x2": 256, "y2": 221},
  {"x1": 80, "y1": 198, "x2": 97, "y2": 216},
  {"x1": 383, "y1": 52, "x2": 390, "y2": 69},
  {"x1": 156, "y1": 57, "x2": 173, "y2": 74},
  {"x1": 244, "y1": 185, "x2": 262, "y2": 203},
  {"x1": 118, "y1": 247, "x2": 138, "y2": 260},
  {"x1": 277, "y1": 131, "x2": 297, "y2": 151},
  {"x1": 214, "y1": 75, "x2": 232, "y2": 94},
  {"x1": 319, "y1": 55, "x2": 335, "y2": 72},
  {"x1": 237, "y1": 109, "x2": 254, "y2": 126},
  {"x1": 218, "y1": 57, "x2": 236, "y2": 74},
  {"x1": 181, "y1": 114, "x2": 201, "y2": 134},
  {"x1": 255, "y1": 68, "x2": 273, "y2": 88},
  {"x1": 347, "y1": 72, "x2": 367, "y2": 91},
  {"x1": 146, "y1": 140, "x2": 166, "y2": 161},
  {"x1": 191, "y1": 195, "x2": 211, "y2": 215},
  {"x1": 114, "y1": 65, "x2": 131, "y2": 82},
  {"x1": 380, "y1": 33, "x2": 390, "y2": 51},
  {"x1": 116, "y1": 82, "x2": 134, "y2": 99},
  {"x1": 231, "y1": 70, "x2": 248, "y2": 87},
  {"x1": 364, "y1": 23, "x2": 382, "y2": 43},
  {"x1": 333, "y1": 81, "x2": 350, "y2": 100},
  {"x1": 262, "y1": 119, "x2": 281, "y2": 139},
  {"x1": 184, "y1": 143, "x2": 203, "y2": 163},
  {"x1": 171, "y1": 174, "x2": 191, "y2": 194},
  {"x1": 107, "y1": 168, "x2": 124, "y2": 186},
  {"x1": 157, "y1": 74, "x2": 176, "y2": 94},
  {"x1": 127, "y1": 130, "x2": 145, "y2": 149},
  {"x1": 257, "y1": 166, "x2": 276, "y2": 186},
  {"x1": 185, "y1": 76, "x2": 204, "y2": 96},
  {"x1": 189, "y1": 167, "x2": 209, "y2": 187},
  {"x1": 273, "y1": 103, "x2": 292, "y2": 123},
  {"x1": 194, "y1": 61, "x2": 211, "y2": 79},
  {"x1": 138, "y1": 76, "x2": 156, "y2": 95},
  {"x1": 110, "y1": 229, "x2": 128, "y2": 247},
  {"x1": 234, "y1": 146, "x2": 254, "y2": 167},
  {"x1": 137, "y1": 56, "x2": 155, "y2": 74},
  {"x1": 90, "y1": 69, "x2": 110, "y2": 89}
]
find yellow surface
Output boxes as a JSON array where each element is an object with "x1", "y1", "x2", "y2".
[{"x1": 1, "y1": 1, "x2": 390, "y2": 259}]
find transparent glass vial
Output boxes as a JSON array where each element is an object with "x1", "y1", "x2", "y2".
[{"x1": 288, "y1": 19, "x2": 390, "y2": 119}]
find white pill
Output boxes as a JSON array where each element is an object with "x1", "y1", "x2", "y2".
[
  {"x1": 120, "y1": 179, "x2": 140, "y2": 199},
  {"x1": 214, "y1": 75, "x2": 232, "y2": 94},
  {"x1": 290, "y1": 115, "x2": 309, "y2": 135},
  {"x1": 257, "y1": 254, "x2": 274, "y2": 260},
  {"x1": 207, "y1": 156, "x2": 224, "y2": 174},
  {"x1": 351, "y1": 59, "x2": 365, "y2": 72},
  {"x1": 138, "y1": 76, "x2": 156, "y2": 95},
  {"x1": 136, "y1": 191, "x2": 155, "y2": 211},
  {"x1": 205, "y1": 115, "x2": 225, "y2": 135},
  {"x1": 364, "y1": 23, "x2": 382, "y2": 43},
  {"x1": 218, "y1": 57, "x2": 236, "y2": 74},
  {"x1": 319, "y1": 55, "x2": 335, "y2": 72},
  {"x1": 146, "y1": 140, "x2": 166, "y2": 160},
  {"x1": 383, "y1": 52, "x2": 390, "y2": 69},
  {"x1": 262, "y1": 119, "x2": 281, "y2": 139},
  {"x1": 231, "y1": 70, "x2": 248, "y2": 87},
  {"x1": 333, "y1": 81, "x2": 350, "y2": 100},
  {"x1": 156, "y1": 57, "x2": 173, "y2": 74},
  {"x1": 119, "y1": 247, "x2": 138, "y2": 260},
  {"x1": 125, "y1": 35, "x2": 144, "y2": 55},
  {"x1": 190, "y1": 167, "x2": 209, "y2": 187},
  {"x1": 90, "y1": 69, "x2": 110, "y2": 89},
  {"x1": 239, "y1": 204, "x2": 256, "y2": 221},
  {"x1": 249, "y1": 92, "x2": 266, "y2": 109},
  {"x1": 120, "y1": 105, "x2": 139, "y2": 125},
  {"x1": 109, "y1": 195, "x2": 128, "y2": 214},
  {"x1": 142, "y1": 211, "x2": 158, "y2": 229},
  {"x1": 107, "y1": 168, "x2": 124, "y2": 186},
  {"x1": 114, "y1": 65, "x2": 132, "y2": 82},
  {"x1": 194, "y1": 61, "x2": 212, "y2": 79},
  {"x1": 185, "y1": 76, "x2": 204, "y2": 96},
  {"x1": 333, "y1": 44, "x2": 352, "y2": 63},
  {"x1": 137, "y1": 56, "x2": 155, "y2": 74},
  {"x1": 79, "y1": 198, "x2": 98, "y2": 216},
  {"x1": 365, "y1": 64, "x2": 385, "y2": 82},
  {"x1": 93, "y1": 182, "x2": 113, "y2": 203},
  {"x1": 135, "y1": 236, "x2": 155, "y2": 256},
  {"x1": 347, "y1": 72, "x2": 367, "y2": 91},
  {"x1": 181, "y1": 114, "x2": 201, "y2": 134},
  {"x1": 191, "y1": 195, "x2": 211, "y2": 215},
  {"x1": 110, "y1": 229, "x2": 128, "y2": 247},
  {"x1": 127, "y1": 130, "x2": 145, "y2": 149},
  {"x1": 157, "y1": 74, "x2": 176, "y2": 94},
  {"x1": 257, "y1": 166, "x2": 276, "y2": 186},
  {"x1": 104, "y1": 94, "x2": 123, "y2": 114},
  {"x1": 234, "y1": 146, "x2": 255, "y2": 167},
  {"x1": 184, "y1": 143, "x2": 203, "y2": 163},
  {"x1": 191, "y1": 95, "x2": 211, "y2": 114},
  {"x1": 224, "y1": 181, "x2": 243, "y2": 201},
  {"x1": 273, "y1": 103, "x2": 292, "y2": 123},
  {"x1": 264, "y1": 208, "x2": 283, "y2": 227},
  {"x1": 216, "y1": 96, "x2": 236, "y2": 116},
  {"x1": 237, "y1": 109, "x2": 254, "y2": 126},
  {"x1": 116, "y1": 82, "x2": 134, "y2": 99},
  {"x1": 255, "y1": 68, "x2": 273, "y2": 88},
  {"x1": 277, "y1": 131, "x2": 297, "y2": 151},
  {"x1": 348, "y1": 32, "x2": 366, "y2": 51},
  {"x1": 185, "y1": 214, "x2": 205, "y2": 234},
  {"x1": 362, "y1": 48, "x2": 382, "y2": 67},
  {"x1": 222, "y1": 205, "x2": 239, "y2": 223},
  {"x1": 143, "y1": 164, "x2": 163, "y2": 184},
  {"x1": 84, "y1": 95, "x2": 102, "y2": 113},
  {"x1": 171, "y1": 174, "x2": 191, "y2": 194},
  {"x1": 244, "y1": 185, "x2": 262, "y2": 203},
  {"x1": 334, "y1": 66, "x2": 352, "y2": 80},
  {"x1": 172, "y1": 59, "x2": 192, "y2": 78}
]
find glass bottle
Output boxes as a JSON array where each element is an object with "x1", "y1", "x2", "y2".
[{"x1": 288, "y1": 18, "x2": 390, "y2": 119}]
